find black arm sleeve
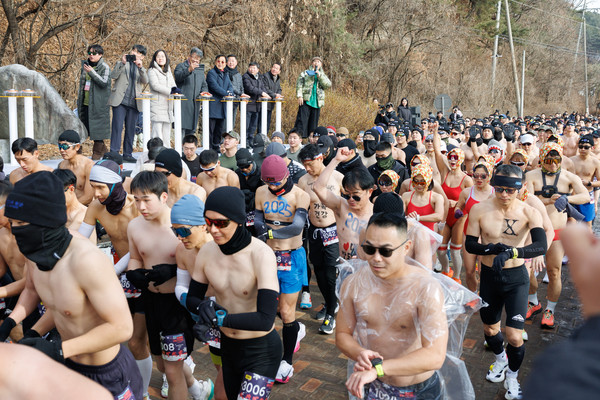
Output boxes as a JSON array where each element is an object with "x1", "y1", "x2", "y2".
[
  {"x1": 254, "y1": 209, "x2": 268, "y2": 236},
  {"x1": 221, "y1": 289, "x2": 278, "y2": 331},
  {"x1": 186, "y1": 279, "x2": 209, "y2": 313},
  {"x1": 271, "y1": 208, "x2": 308, "y2": 239},
  {"x1": 465, "y1": 235, "x2": 490, "y2": 255},
  {"x1": 516, "y1": 227, "x2": 547, "y2": 259}
]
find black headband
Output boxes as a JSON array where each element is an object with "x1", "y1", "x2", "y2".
[{"x1": 490, "y1": 175, "x2": 522, "y2": 189}]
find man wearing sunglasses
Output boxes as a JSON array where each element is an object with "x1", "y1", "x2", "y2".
[
  {"x1": 254, "y1": 155, "x2": 310, "y2": 383},
  {"x1": 569, "y1": 135, "x2": 600, "y2": 228},
  {"x1": 527, "y1": 142, "x2": 589, "y2": 330},
  {"x1": 196, "y1": 149, "x2": 240, "y2": 196},
  {"x1": 56, "y1": 130, "x2": 95, "y2": 206},
  {"x1": 466, "y1": 165, "x2": 548, "y2": 399},
  {"x1": 154, "y1": 149, "x2": 208, "y2": 208},
  {"x1": 337, "y1": 213, "x2": 447, "y2": 399}
]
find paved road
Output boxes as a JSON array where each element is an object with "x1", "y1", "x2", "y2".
[{"x1": 148, "y1": 217, "x2": 596, "y2": 400}]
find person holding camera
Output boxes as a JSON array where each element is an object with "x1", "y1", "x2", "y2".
[
  {"x1": 374, "y1": 102, "x2": 397, "y2": 126},
  {"x1": 108, "y1": 44, "x2": 149, "y2": 163},
  {"x1": 293, "y1": 57, "x2": 331, "y2": 138},
  {"x1": 77, "y1": 44, "x2": 111, "y2": 160}
]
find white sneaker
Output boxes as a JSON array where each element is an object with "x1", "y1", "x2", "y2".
[
  {"x1": 275, "y1": 360, "x2": 294, "y2": 383},
  {"x1": 300, "y1": 292, "x2": 312, "y2": 309},
  {"x1": 185, "y1": 356, "x2": 196, "y2": 374},
  {"x1": 191, "y1": 379, "x2": 214, "y2": 400},
  {"x1": 294, "y1": 322, "x2": 306, "y2": 353},
  {"x1": 161, "y1": 374, "x2": 169, "y2": 398},
  {"x1": 486, "y1": 359, "x2": 508, "y2": 383},
  {"x1": 504, "y1": 377, "x2": 522, "y2": 399},
  {"x1": 542, "y1": 272, "x2": 549, "y2": 284},
  {"x1": 433, "y1": 262, "x2": 442, "y2": 273}
]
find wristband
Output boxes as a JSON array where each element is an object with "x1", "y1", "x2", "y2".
[
  {"x1": 268, "y1": 229, "x2": 274, "y2": 240},
  {"x1": 371, "y1": 358, "x2": 384, "y2": 377},
  {"x1": 216, "y1": 310, "x2": 227, "y2": 327},
  {"x1": 512, "y1": 248, "x2": 518, "y2": 259}
]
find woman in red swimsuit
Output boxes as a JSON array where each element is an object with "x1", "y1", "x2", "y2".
[
  {"x1": 433, "y1": 133, "x2": 473, "y2": 282},
  {"x1": 402, "y1": 163, "x2": 444, "y2": 232},
  {"x1": 455, "y1": 160, "x2": 495, "y2": 291}
]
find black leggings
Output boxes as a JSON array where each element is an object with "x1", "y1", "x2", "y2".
[
  {"x1": 308, "y1": 224, "x2": 340, "y2": 316},
  {"x1": 221, "y1": 330, "x2": 282, "y2": 400}
]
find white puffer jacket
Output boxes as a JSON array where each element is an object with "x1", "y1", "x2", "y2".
[{"x1": 148, "y1": 61, "x2": 175, "y2": 123}]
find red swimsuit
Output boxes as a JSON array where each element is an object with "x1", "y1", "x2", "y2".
[
  {"x1": 463, "y1": 186, "x2": 494, "y2": 234},
  {"x1": 442, "y1": 173, "x2": 466, "y2": 227},
  {"x1": 407, "y1": 191, "x2": 436, "y2": 231}
]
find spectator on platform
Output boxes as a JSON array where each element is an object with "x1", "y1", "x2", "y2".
[
  {"x1": 206, "y1": 55, "x2": 234, "y2": 152},
  {"x1": 174, "y1": 47, "x2": 209, "y2": 136},
  {"x1": 147, "y1": 49, "x2": 175, "y2": 147},
  {"x1": 243, "y1": 62, "x2": 270, "y2": 144},
  {"x1": 261, "y1": 63, "x2": 283, "y2": 134},
  {"x1": 293, "y1": 57, "x2": 331, "y2": 138}
]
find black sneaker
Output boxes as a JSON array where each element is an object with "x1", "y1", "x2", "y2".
[
  {"x1": 319, "y1": 315, "x2": 336, "y2": 334},
  {"x1": 315, "y1": 303, "x2": 339, "y2": 321},
  {"x1": 123, "y1": 155, "x2": 137, "y2": 163}
]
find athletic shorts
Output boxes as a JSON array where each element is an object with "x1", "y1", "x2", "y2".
[
  {"x1": 574, "y1": 200, "x2": 596, "y2": 222},
  {"x1": 307, "y1": 223, "x2": 340, "y2": 268},
  {"x1": 66, "y1": 344, "x2": 143, "y2": 400},
  {"x1": 365, "y1": 373, "x2": 441, "y2": 400},
  {"x1": 127, "y1": 296, "x2": 144, "y2": 315},
  {"x1": 479, "y1": 264, "x2": 529, "y2": 330},
  {"x1": 142, "y1": 290, "x2": 195, "y2": 359},
  {"x1": 221, "y1": 330, "x2": 282, "y2": 400},
  {"x1": 276, "y1": 247, "x2": 306, "y2": 294}
]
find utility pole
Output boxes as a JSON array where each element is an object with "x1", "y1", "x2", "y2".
[
  {"x1": 504, "y1": 0, "x2": 522, "y2": 117},
  {"x1": 583, "y1": 1, "x2": 590, "y2": 115},
  {"x1": 567, "y1": 22, "x2": 583, "y2": 98},
  {"x1": 491, "y1": 0, "x2": 502, "y2": 106},
  {"x1": 521, "y1": 50, "x2": 525, "y2": 116}
]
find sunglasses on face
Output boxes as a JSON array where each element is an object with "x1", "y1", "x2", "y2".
[
  {"x1": 579, "y1": 144, "x2": 592, "y2": 150},
  {"x1": 510, "y1": 161, "x2": 526, "y2": 167},
  {"x1": 413, "y1": 179, "x2": 427, "y2": 186},
  {"x1": 448, "y1": 154, "x2": 459, "y2": 161},
  {"x1": 341, "y1": 193, "x2": 362, "y2": 202},
  {"x1": 473, "y1": 173, "x2": 488, "y2": 179},
  {"x1": 172, "y1": 226, "x2": 193, "y2": 238},
  {"x1": 361, "y1": 239, "x2": 408, "y2": 258},
  {"x1": 201, "y1": 165, "x2": 217, "y2": 172},
  {"x1": 88, "y1": 52, "x2": 99, "y2": 55},
  {"x1": 378, "y1": 180, "x2": 393, "y2": 187},
  {"x1": 495, "y1": 187, "x2": 517, "y2": 194},
  {"x1": 425, "y1": 140, "x2": 433, "y2": 143},
  {"x1": 58, "y1": 143, "x2": 76, "y2": 151},
  {"x1": 262, "y1": 179, "x2": 284, "y2": 186},
  {"x1": 543, "y1": 158, "x2": 561, "y2": 165},
  {"x1": 160, "y1": 170, "x2": 172, "y2": 177},
  {"x1": 489, "y1": 149, "x2": 500, "y2": 154},
  {"x1": 521, "y1": 143, "x2": 532, "y2": 146},
  {"x1": 204, "y1": 218, "x2": 231, "y2": 229}
]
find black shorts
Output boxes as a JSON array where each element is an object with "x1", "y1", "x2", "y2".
[
  {"x1": 127, "y1": 296, "x2": 144, "y2": 315},
  {"x1": 307, "y1": 223, "x2": 340, "y2": 268},
  {"x1": 66, "y1": 344, "x2": 143, "y2": 400},
  {"x1": 479, "y1": 264, "x2": 529, "y2": 330},
  {"x1": 142, "y1": 290, "x2": 195, "y2": 358},
  {"x1": 221, "y1": 329, "x2": 282, "y2": 400}
]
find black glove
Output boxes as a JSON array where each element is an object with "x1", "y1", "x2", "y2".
[
  {"x1": 196, "y1": 298, "x2": 226, "y2": 327},
  {"x1": 485, "y1": 243, "x2": 511, "y2": 255},
  {"x1": 21, "y1": 329, "x2": 41, "y2": 340},
  {"x1": 146, "y1": 264, "x2": 177, "y2": 286},
  {"x1": 125, "y1": 269, "x2": 150, "y2": 290},
  {"x1": 0, "y1": 317, "x2": 16, "y2": 342},
  {"x1": 554, "y1": 195, "x2": 568, "y2": 212},
  {"x1": 193, "y1": 322, "x2": 212, "y2": 343},
  {"x1": 492, "y1": 249, "x2": 513, "y2": 273},
  {"x1": 20, "y1": 337, "x2": 64, "y2": 363}
]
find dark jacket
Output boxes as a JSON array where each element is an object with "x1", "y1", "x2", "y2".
[
  {"x1": 225, "y1": 66, "x2": 244, "y2": 97},
  {"x1": 77, "y1": 59, "x2": 111, "y2": 140},
  {"x1": 336, "y1": 154, "x2": 368, "y2": 176},
  {"x1": 174, "y1": 61, "x2": 208, "y2": 131},
  {"x1": 236, "y1": 163, "x2": 264, "y2": 212},
  {"x1": 261, "y1": 71, "x2": 282, "y2": 111},
  {"x1": 397, "y1": 105, "x2": 412, "y2": 123},
  {"x1": 206, "y1": 66, "x2": 233, "y2": 119},
  {"x1": 367, "y1": 160, "x2": 409, "y2": 184},
  {"x1": 243, "y1": 72, "x2": 267, "y2": 113}
]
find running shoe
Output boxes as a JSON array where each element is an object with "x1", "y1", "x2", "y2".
[
  {"x1": 319, "y1": 314, "x2": 336, "y2": 335},
  {"x1": 541, "y1": 309, "x2": 555, "y2": 329},
  {"x1": 315, "y1": 303, "x2": 339, "y2": 321},
  {"x1": 504, "y1": 377, "x2": 523, "y2": 399},
  {"x1": 522, "y1": 330, "x2": 528, "y2": 341},
  {"x1": 452, "y1": 277, "x2": 462, "y2": 284},
  {"x1": 192, "y1": 379, "x2": 214, "y2": 400},
  {"x1": 441, "y1": 270, "x2": 454, "y2": 279},
  {"x1": 275, "y1": 360, "x2": 294, "y2": 383},
  {"x1": 542, "y1": 272, "x2": 549, "y2": 284},
  {"x1": 486, "y1": 359, "x2": 508, "y2": 383},
  {"x1": 294, "y1": 322, "x2": 306, "y2": 353},
  {"x1": 525, "y1": 302, "x2": 542, "y2": 320},
  {"x1": 433, "y1": 262, "x2": 442, "y2": 273},
  {"x1": 300, "y1": 292, "x2": 312, "y2": 309},
  {"x1": 161, "y1": 374, "x2": 169, "y2": 398},
  {"x1": 185, "y1": 356, "x2": 196, "y2": 373}
]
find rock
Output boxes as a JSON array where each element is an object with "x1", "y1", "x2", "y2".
[{"x1": 0, "y1": 64, "x2": 86, "y2": 145}]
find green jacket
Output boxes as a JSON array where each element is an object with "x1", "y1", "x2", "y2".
[
  {"x1": 77, "y1": 59, "x2": 111, "y2": 140},
  {"x1": 296, "y1": 68, "x2": 331, "y2": 108}
]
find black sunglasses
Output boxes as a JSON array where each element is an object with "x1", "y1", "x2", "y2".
[
  {"x1": 341, "y1": 193, "x2": 362, "y2": 202},
  {"x1": 361, "y1": 239, "x2": 408, "y2": 258},
  {"x1": 494, "y1": 187, "x2": 517, "y2": 194},
  {"x1": 160, "y1": 170, "x2": 172, "y2": 177},
  {"x1": 172, "y1": 226, "x2": 193, "y2": 238},
  {"x1": 579, "y1": 144, "x2": 592, "y2": 150}
]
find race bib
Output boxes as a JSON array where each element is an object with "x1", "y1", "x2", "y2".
[
  {"x1": 206, "y1": 326, "x2": 221, "y2": 349},
  {"x1": 320, "y1": 225, "x2": 339, "y2": 247},
  {"x1": 120, "y1": 273, "x2": 142, "y2": 299},
  {"x1": 275, "y1": 251, "x2": 292, "y2": 271},
  {"x1": 589, "y1": 191, "x2": 595, "y2": 204},
  {"x1": 246, "y1": 210, "x2": 256, "y2": 227},
  {"x1": 160, "y1": 332, "x2": 188, "y2": 361},
  {"x1": 116, "y1": 385, "x2": 136, "y2": 400},
  {"x1": 0, "y1": 298, "x2": 5, "y2": 311},
  {"x1": 367, "y1": 379, "x2": 416, "y2": 400},
  {"x1": 237, "y1": 372, "x2": 274, "y2": 400},
  {"x1": 84, "y1": 80, "x2": 91, "y2": 91},
  {"x1": 37, "y1": 302, "x2": 46, "y2": 317}
]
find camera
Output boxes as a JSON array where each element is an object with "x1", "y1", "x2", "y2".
[
  {"x1": 126, "y1": 54, "x2": 136, "y2": 63},
  {"x1": 540, "y1": 185, "x2": 557, "y2": 198}
]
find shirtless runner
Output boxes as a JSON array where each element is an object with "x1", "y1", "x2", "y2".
[
  {"x1": 186, "y1": 186, "x2": 282, "y2": 400},
  {"x1": 336, "y1": 213, "x2": 448, "y2": 399},
  {"x1": 8, "y1": 138, "x2": 53, "y2": 184},
  {"x1": 298, "y1": 144, "x2": 343, "y2": 334},
  {"x1": 52, "y1": 169, "x2": 96, "y2": 243},
  {"x1": 570, "y1": 134, "x2": 600, "y2": 228},
  {"x1": 0, "y1": 171, "x2": 142, "y2": 399},
  {"x1": 155, "y1": 148, "x2": 207, "y2": 207},
  {"x1": 56, "y1": 130, "x2": 94, "y2": 205},
  {"x1": 196, "y1": 149, "x2": 240, "y2": 196},
  {"x1": 466, "y1": 164, "x2": 548, "y2": 399}
]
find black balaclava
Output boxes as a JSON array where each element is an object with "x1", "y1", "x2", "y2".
[
  {"x1": 363, "y1": 129, "x2": 380, "y2": 158},
  {"x1": 204, "y1": 187, "x2": 251, "y2": 255}
]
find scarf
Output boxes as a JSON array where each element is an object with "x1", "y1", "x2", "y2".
[{"x1": 268, "y1": 177, "x2": 294, "y2": 197}]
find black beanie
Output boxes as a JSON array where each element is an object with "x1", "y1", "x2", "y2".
[
  {"x1": 205, "y1": 186, "x2": 246, "y2": 225},
  {"x1": 5, "y1": 171, "x2": 67, "y2": 228},
  {"x1": 58, "y1": 129, "x2": 81, "y2": 144},
  {"x1": 373, "y1": 192, "x2": 404, "y2": 216},
  {"x1": 155, "y1": 148, "x2": 183, "y2": 177}
]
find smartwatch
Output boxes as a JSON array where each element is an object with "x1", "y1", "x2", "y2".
[{"x1": 371, "y1": 358, "x2": 384, "y2": 377}]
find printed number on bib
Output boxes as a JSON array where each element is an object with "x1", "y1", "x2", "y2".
[
  {"x1": 160, "y1": 332, "x2": 187, "y2": 362},
  {"x1": 367, "y1": 379, "x2": 416, "y2": 400},
  {"x1": 275, "y1": 251, "x2": 292, "y2": 271},
  {"x1": 246, "y1": 210, "x2": 256, "y2": 227},
  {"x1": 320, "y1": 225, "x2": 339, "y2": 246},
  {"x1": 237, "y1": 372, "x2": 274, "y2": 400},
  {"x1": 120, "y1": 273, "x2": 142, "y2": 299}
]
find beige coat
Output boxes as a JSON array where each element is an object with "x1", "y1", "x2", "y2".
[{"x1": 107, "y1": 61, "x2": 149, "y2": 110}]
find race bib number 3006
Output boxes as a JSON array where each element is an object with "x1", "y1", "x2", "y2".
[{"x1": 237, "y1": 372, "x2": 274, "y2": 400}]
